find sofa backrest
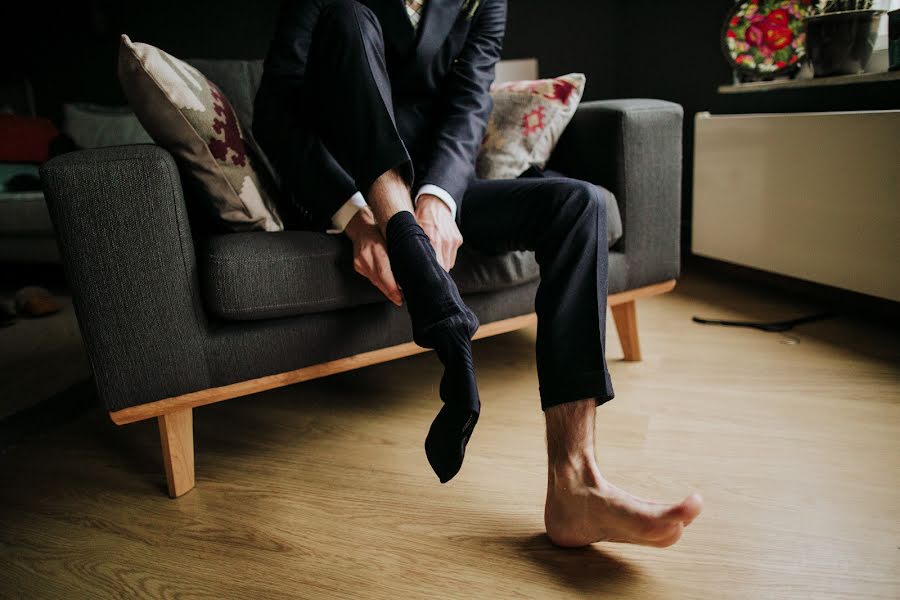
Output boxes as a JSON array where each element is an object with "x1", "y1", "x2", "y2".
[{"x1": 187, "y1": 59, "x2": 264, "y2": 132}]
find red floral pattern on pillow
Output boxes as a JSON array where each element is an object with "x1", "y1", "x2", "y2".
[
  {"x1": 522, "y1": 105, "x2": 546, "y2": 136},
  {"x1": 476, "y1": 73, "x2": 585, "y2": 180},
  {"x1": 209, "y1": 86, "x2": 248, "y2": 168}
]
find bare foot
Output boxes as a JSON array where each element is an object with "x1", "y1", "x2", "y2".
[{"x1": 544, "y1": 466, "x2": 703, "y2": 548}]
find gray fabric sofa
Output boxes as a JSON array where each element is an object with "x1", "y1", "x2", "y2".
[{"x1": 40, "y1": 59, "x2": 682, "y2": 498}]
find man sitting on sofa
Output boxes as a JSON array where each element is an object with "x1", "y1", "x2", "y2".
[{"x1": 252, "y1": 0, "x2": 703, "y2": 548}]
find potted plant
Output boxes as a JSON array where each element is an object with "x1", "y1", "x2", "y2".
[{"x1": 805, "y1": 0, "x2": 887, "y2": 76}]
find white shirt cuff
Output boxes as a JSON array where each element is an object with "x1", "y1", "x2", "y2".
[
  {"x1": 415, "y1": 185, "x2": 457, "y2": 220},
  {"x1": 326, "y1": 192, "x2": 367, "y2": 234}
]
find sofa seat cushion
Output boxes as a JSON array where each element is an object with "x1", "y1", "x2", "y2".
[{"x1": 202, "y1": 231, "x2": 541, "y2": 321}]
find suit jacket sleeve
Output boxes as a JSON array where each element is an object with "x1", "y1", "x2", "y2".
[{"x1": 420, "y1": 0, "x2": 506, "y2": 205}]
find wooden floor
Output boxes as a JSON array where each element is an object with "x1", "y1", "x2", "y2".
[{"x1": 1, "y1": 271, "x2": 898, "y2": 599}]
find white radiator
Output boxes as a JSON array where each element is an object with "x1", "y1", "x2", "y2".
[{"x1": 692, "y1": 110, "x2": 900, "y2": 302}]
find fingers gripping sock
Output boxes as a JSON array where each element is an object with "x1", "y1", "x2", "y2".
[{"x1": 385, "y1": 212, "x2": 480, "y2": 483}]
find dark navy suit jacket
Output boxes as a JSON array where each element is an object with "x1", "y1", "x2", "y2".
[{"x1": 253, "y1": 0, "x2": 506, "y2": 227}]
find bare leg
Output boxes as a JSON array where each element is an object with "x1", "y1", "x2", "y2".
[
  {"x1": 544, "y1": 399, "x2": 704, "y2": 548},
  {"x1": 366, "y1": 168, "x2": 414, "y2": 236}
]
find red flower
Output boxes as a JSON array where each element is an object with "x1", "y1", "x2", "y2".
[
  {"x1": 789, "y1": 54, "x2": 799, "y2": 63},
  {"x1": 764, "y1": 25, "x2": 793, "y2": 50},
  {"x1": 730, "y1": 16, "x2": 739, "y2": 26},
  {"x1": 745, "y1": 24, "x2": 764, "y2": 47},
  {"x1": 766, "y1": 8, "x2": 790, "y2": 27},
  {"x1": 743, "y1": 6, "x2": 795, "y2": 57},
  {"x1": 727, "y1": 30, "x2": 737, "y2": 38},
  {"x1": 776, "y1": 60, "x2": 787, "y2": 68}
]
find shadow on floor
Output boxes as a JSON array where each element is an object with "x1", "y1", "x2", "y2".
[{"x1": 508, "y1": 533, "x2": 643, "y2": 594}]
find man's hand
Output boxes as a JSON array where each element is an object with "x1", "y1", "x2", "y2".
[
  {"x1": 345, "y1": 207, "x2": 403, "y2": 306},
  {"x1": 415, "y1": 194, "x2": 462, "y2": 271}
]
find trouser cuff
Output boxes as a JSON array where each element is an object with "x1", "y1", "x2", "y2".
[{"x1": 540, "y1": 370, "x2": 615, "y2": 411}]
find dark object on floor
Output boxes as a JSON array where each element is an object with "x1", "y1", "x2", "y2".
[
  {"x1": 14, "y1": 286, "x2": 62, "y2": 317},
  {"x1": 692, "y1": 313, "x2": 835, "y2": 332}
]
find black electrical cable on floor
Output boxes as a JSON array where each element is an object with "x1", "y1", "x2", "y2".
[{"x1": 691, "y1": 312, "x2": 835, "y2": 332}]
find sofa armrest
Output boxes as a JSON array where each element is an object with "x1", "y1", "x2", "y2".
[
  {"x1": 548, "y1": 99, "x2": 683, "y2": 289},
  {"x1": 41, "y1": 145, "x2": 211, "y2": 412}
]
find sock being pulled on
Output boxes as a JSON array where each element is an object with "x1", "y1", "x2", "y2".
[{"x1": 385, "y1": 211, "x2": 480, "y2": 483}]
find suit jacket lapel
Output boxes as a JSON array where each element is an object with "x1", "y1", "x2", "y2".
[{"x1": 415, "y1": 0, "x2": 466, "y2": 70}]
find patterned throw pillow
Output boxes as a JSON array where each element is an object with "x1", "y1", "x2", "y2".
[
  {"x1": 476, "y1": 73, "x2": 586, "y2": 180},
  {"x1": 117, "y1": 35, "x2": 283, "y2": 232}
]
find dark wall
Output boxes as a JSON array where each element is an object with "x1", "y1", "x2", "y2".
[
  {"x1": 612, "y1": 0, "x2": 735, "y2": 244},
  {"x1": 4, "y1": 0, "x2": 282, "y2": 119},
  {"x1": 504, "y1": 0, "x2": 618, "y2": 100},
  {"x1": 6, "y1": 0, "x2": 620, "y2": 116}
]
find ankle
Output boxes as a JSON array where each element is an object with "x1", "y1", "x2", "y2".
[{"x1": 549, "y1": 453, "x2": 603, "y2": 491}]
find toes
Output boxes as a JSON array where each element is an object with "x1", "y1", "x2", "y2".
[
  {"x1": 635, "y1": 514, "x2": 672, "y2": 538},
  {"x1": 648, "y1": 523, "x2": 684, "y2": 548},
  {"x1": 679, "y1": 493, "x2": 704, "y2": 525},
  {"x1": 661, "y1": 493, "x2": 704, "y2": 524}
]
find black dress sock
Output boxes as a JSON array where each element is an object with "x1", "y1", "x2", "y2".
[{"x1": 385, "y1": 211, "x2": 480, "y2": 483}]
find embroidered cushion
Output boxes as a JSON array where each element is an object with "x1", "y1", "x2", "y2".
[
  {"x1": 117, "y1": 35, "x2": 283, "y2": 232},
  {"x1": 476, "y1": 73, "x2": 586, "y2": 180}
]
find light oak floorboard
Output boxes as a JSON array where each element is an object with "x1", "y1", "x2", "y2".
[{"x1": 1, "y1": 271, "x2": 898, "y2": 599}]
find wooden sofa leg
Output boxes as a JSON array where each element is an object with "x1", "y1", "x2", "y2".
[
  {"x1": 611, "y1": 300, "x2": 642, "y2": 362},
  {"x1": 157, "y1": 408, "x2": 195, "y2": 498}
]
